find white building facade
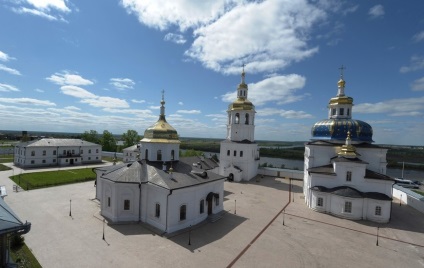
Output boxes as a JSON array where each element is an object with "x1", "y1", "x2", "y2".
[
  {"x1": 219, "y1": 68, "x2": 259, "y2": 182},
  {"x1": 95, "y1": 94, "x2": 226, "y2": 233},
  {"x1": 303, "y1": 73, "x2": 393, "y2": 223},
  {"x1": 14, "y1": 138, "x2": 102, "y2": 168}
]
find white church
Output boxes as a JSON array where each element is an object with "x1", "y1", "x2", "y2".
[
  {"x1": 94, "y1": 94, "x2": 225, "y2": 233},
  {"x1": 303, "y1": 71, "x2": 394, "y2": 223},
  {"x1": 218, "y1": 68, "x2": 260, "y2": 182}
]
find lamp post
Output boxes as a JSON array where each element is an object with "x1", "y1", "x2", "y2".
[
  {"x1": 400, "y1": 194, "x2": 402, "y2": 206},
  {"x1": 234, "y1": 200, "x2": 237, "y2": 215},
  {"x1": 102, "y1": 219, "x2": 105, "y2": 240},
  {"x1": 188, "y1": 225, "x2": 192, "y2": 246},
  {"x1": 376, "y1": 226, "x2": 379, "y2": 246},
  {"x1": 283, "y1": 209, "x2": 285, "y2": 226},
  {"x1": 69, "y1": 199, "x2": 72, "y2": 217}
]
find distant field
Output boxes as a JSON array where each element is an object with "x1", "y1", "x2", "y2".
[{"x1": 10, "y1": 168, "x2": 96, "y2": 190}]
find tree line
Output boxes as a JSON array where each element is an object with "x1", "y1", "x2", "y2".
[{"x1": 81, "y1": 129, "x2": 140, "y2": 152}]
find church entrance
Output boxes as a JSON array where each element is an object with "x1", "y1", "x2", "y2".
[
  {"x1": 208, "y1": 200, "x2": 212, "y2": 215},
  {"x1": 228, "y1": 173, "x2": 234, "y2": 182}
]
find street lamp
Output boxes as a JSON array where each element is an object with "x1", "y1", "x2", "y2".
[
  {"x1": 234, "y1": 200, "x2": 237, "y2": 215},
  {"x1": 188, "y1": 225, "x2": 192, "y2": 246},
  {"x1": 283, "y1": 209, "x2": 285, "y2": 226},
  {"x1": 400, "y1": 194, "x2": 402, "y2": 206},
  {"x1": 69, "y1": 199, "x2": 72, "y2": 217},
  {"x1": 376, "y1": 226, "x2": 379, "y2": 246},
  {"x1": 102, "y1": 219, "x2": 105, "y2": 240}
]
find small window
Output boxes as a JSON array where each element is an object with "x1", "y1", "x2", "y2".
[
  {"x1": 66, "y1": 159, "x2": 68, "y2": 162},
  {"x1": 107, "y1": 197, "x2": 111, "y2": 207},
  {"x1": 42, "y1": 159, "x2": 46, "y2": 163},
  {"x1": 42, "y1": 150, "x2": 46, "y2": 156},
  {"x1": 157, "y1": 150, "x2": 162, "y2": 161},
  {"x1": 235, "y1": 113, "x2": 240, "y2": 124},
  {"x1": 63, "y1": 150, "x2": 66, "y2": 155},
  {"x1": 245, "y1": 114, "x2": 249, "y2": 125},
  {"x1": 344, "y1": 201, "x2": 352, "y2": 213},
  {"x1": 88, "y1": 157, "x2": 91, "y2": 160},
  {"x1": 332, "y1": 108, "x2": 336, "y2": 116},
  {"x1": 31, "y1": 160, "x2": 35, "y2": 164},
  {"x1": 53, "y1": 159, "x2": 56, "y2": 163},
  {"x1": 155, "y1": 203, "x2": 160, "y2": 218},
  {"x1": 227, "y1": 150, "x2": 230, "y2": 156},
  {"x1": 347, "y1": 108, "x2": 350, "y2": 116},
  {"x1": 171, "y1": 150, "x2": 175, "y2": 160},
  {"x1": 88, "y1": 149, "x2": 91, "y2": 154},
  {"x1": 240, "y1": 151, "x2": 243, "y2": 157},
  {"x1": 96, "y1": 149, "x2": 99, "y2": 153},
  {"x1": 124, "y1": 200, "x2": 130, "y2": 210},
  {"x1": 72, "y1": 149, "x2": 75, "y2": 154},
  {"x1": 317, "y1": 197, "x2": 323, "y2": 207},
  {"x1": 200, "y1": 200, "x2": 204, "y2": 214},
  {"x1": 53, "y1": 150, "x2": 56, "y2": 155},
  {"x1": 233, "y1": 150, "x2": 236, "y2": 157},
  {"x1": 346, "y1": 171, "x2": 352, "y2": 182},
  {"x1": 96, "y1": 157, "x2": 98, "y2": 160},
  {"x1": 180, "y1": 205, "x2": 186, "y2": 221},
  {"x1": 375, "y1": 206, "x2": 382, "y2": 216},
  {"x1": 340, "y1": 108, "x2": 344, "y2": 116},
  {"x1": 31, "y1": 151, "x2": 35, "y2": 156},
  {"x1": 215, "y1": 197, "x2": 219, "y2": 206},
  {"x1": 81, "y1": 149, "x2": 83, "y2": 154}
]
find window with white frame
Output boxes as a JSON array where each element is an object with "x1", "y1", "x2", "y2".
[
  {"x1": 317, "y1": 197, "x2": 323, "y2": 207},
  {"x1": 375, "y1": 206, "x2": 382, "y2": 216},
  {"x1": 31, "y1": 151, "x2": 35, "y2": 156},
  {"x1": 344, "y1": 201, "x2": 352, "y2": 213}
]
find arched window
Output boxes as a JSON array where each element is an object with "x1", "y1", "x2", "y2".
[
  {"x1": 347, "y1": 108, "x2": 350, "y2": 116},
  {"x1": 157, "y1": 150, "x2": 162, "y2": 161},
  {"x1": 235, "y1": 113, "x2": 240, "y2": 124},
  {"x1": 171, "y1": 150, "x2": 175, "y2": 160},
  {"x1": 180, "y1": 205, "x2": 186, "y2": 221},
  {"x1": 155, "y1": 203, "x2": 160, "y2": 218},
  {"x1": 229, "y1": 115, "x2": 231, "y2": 125},
  {"x1": 245, "y1": 113, "x2": 249, "y2": 125},
  {"x1": 145, "y1": 149, "x2": 148, "y2": 160},
  {"x1": 200, "y1": 199, "x2": 204, "y2": 214}
]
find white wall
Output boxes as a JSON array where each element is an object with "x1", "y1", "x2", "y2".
[{"x1": 393, "y1": 186, "x2": 424, "y2": 214}]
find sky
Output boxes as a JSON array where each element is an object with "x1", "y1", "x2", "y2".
[{"x1": 0, "y1": 0, "x2": 423, "y2": 146}]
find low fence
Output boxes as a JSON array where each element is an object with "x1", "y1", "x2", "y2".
[
  {"x1": 258, "y1": 167, "x2": 303, "y2": 180},
  {"x1": 392, "y1": 184, "x2": 424, "y2": 214}
]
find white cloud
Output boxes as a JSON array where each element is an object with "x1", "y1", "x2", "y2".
[
  {"x1": 110, "y1": 78, "x2": 135, "y2": 90},
  {"x1": 0, "y1": 51, "x2": 14, "y2": 62},
  {"x1": 13, "y1": 7, "x2": 59, "y2": 21},
  {"x1": 35, "y1": 88, "x2": 44, "y2": 93},
  {"x1": 103, "y1": 108, "x2": 153, "y2": 115},
  {"x1": 164, "y1": 33, "x2": 186, "y2": 44},
  {"x1": 368, "y1": 5, "x2": 384, "y2": 19},
  {"x1": 131, "y1": 99, "x2": 145, "y2": 104},
  {"x1": 0, "y1": 83, "x2": 19, "y2": 92},
  {"x1": 411, "y1": 77, "x2": 424, "y2": 91},
  {"x1": 120, "y1": 0, "x2": 230, "y2": 31},
  {"x1": 81, "y1": 97, "x2": 130, "y2": 109},
  {"x1": 355, "y1": 97, "x2": 424, "y2": 116},
  {"x1": 222, "y1": 74, "x2": 306, "y2": 106},
  {"x1": 11, "y1": 0, "x2": 71, "y2": 21},
  {"x1": 400, "y1": 55, "x2": 424, "y2": 73},
  {"x1": 0, "y1": 64, "x2": 21, "y2": 75},
  {"x1": 176, "y1": 109, "x2": 201, "y2": 114},
  {"x1": 47, "y1": 71, "x2": 94, "y2": 86},
  {"x1": 256, "y1": 107, "x2": 313, "y2": 119},
  {"x1": 64, "y1": 106, "x2": 80, "y2": 110},
  {"x1": 412, "y1": 31, "x2": 424, "y2": 43},
  {"x1": 186, "y1": 0, "x2": 326, "y2": 74},
  {"x1": 60, "y1": 85, "x2": 97, "y2": 99},
  {"x1": 26, "y1": 0, "x2": 71, "y2": 13},
  {"x1": 149, "y1": 105, "x2": 161, "y2": 110},
  {"x1": 0, "y1": 97, "x2": 56, "y2": 106},
  {"x1": 178, "y1": 101, "x2": 184, "y2": 105}
]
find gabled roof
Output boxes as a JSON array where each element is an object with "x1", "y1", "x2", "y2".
[
  {"x1": 308, "y1": 163, "x2": 393, "y2": 182},
  {"x1": 95, "y1": 157, "x2": 225, "y2": 190},
  {"x1": 0, "y1": 197, "x2": 31, "y2": 235},
  {"x1": 308, "y1": 164, "x2": 336, "y2": 175},
  {"x1": 311, "y1": 185, "x2": 392, "y2": 201},
  {"x1": 331, "y1": 156, "x2": 368, "y2": 164},
  {"x1": 18, "y1": 138, "x2": 99, "y2": 148}
]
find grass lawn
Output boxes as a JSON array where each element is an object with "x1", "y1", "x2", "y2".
[
  {"x1": 0, "y1": 154, "x2": 13, "y2": 163},
  {"x1": 412, "y1": 189, "x2": 424, "y2": 196},
  {"x1": 10, "y1": 168, "x2": 96, "y2": 190},
  {"x1": 10, "y1": 243, "x2": 42, "y2": 268},
  {"x1": 0, "y1": 164, "x2": 12, "y2": 171}
]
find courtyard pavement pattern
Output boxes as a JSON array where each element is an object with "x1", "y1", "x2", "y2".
[{"x1": 1, "y1": 163, "x2": 424, "y2": 268}]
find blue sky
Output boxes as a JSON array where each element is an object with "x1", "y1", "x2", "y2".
[{"x1": 0, "y1": 0, "x2": 423, "y2": 146}]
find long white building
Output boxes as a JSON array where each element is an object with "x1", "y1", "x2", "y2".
[
  {"x1": 219, "y1": 68, "x2": 260, "y2": 182},
  {"x1": 303, "y1": 72, "x2": 394, "y2": 223},
  {"x1": 14, "y1": 138, "x2": 102, "y2": 168}
]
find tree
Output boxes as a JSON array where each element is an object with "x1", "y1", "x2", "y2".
[
  {"x1": 100, "y1": 130, "x2": 117, "y2": 152},
  {"x1": 81, "y1": 130, "x2": 100, "y2": 144},
  {"x1": 122, "y1": 129, "x2": 140, "y2": 148}
]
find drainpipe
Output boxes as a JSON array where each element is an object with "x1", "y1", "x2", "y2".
[{"x1": 162, "y1": 189, "x2": 173, "y2": 235}]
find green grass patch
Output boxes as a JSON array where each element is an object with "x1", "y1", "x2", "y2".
[
  {"x1": 10, "y1": 242, "x2": 42, "y2": 268},
  {"x1": 412, "y1": 190, "x2": 424, "y2": 196},
  {"x1": 0, "y1": 153, "x2": 13, "y2": 163},
  {"x1": 10, "y1": 168, "x2": 96, "y2": 190},
  {"x1": 0, "y1": 164, "x2": 12, "y2": 171}
]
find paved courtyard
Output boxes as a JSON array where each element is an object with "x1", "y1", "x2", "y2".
[{"x1": 1, "y1": 164, "x2": 424, "y2": 268}]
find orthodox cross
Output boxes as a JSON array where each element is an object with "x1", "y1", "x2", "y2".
[
  {"x1": 339, "y1": 65, "x2": 346, "y2": 79},
  {"x1": 161, "y1": 89, "x2": 165, "y2": 100}
]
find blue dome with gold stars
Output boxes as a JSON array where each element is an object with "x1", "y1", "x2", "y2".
[{"x1": 311, "y1": 118, "x2": 373, "y2": 143}]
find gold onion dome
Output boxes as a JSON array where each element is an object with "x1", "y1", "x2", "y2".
[
  {"x1": 142, "y1": 93, "x2": 180, "y2": 143},
  {"x1": 228, "y1": 67, "x2": 255, "y2": 111},
  {"x1": 338, "y1": 131, "x2": 358, "y2": 158}
]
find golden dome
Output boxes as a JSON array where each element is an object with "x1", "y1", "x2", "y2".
[
  {"x1": 329, "y1": 95, "x2": 353, "y2": 105},
  {"x1": 228, "y1": 98, "x2": 255, "y2": 111},
  {"x1": 338, "y1": 78, "x2": 346, "y2": 88}
]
